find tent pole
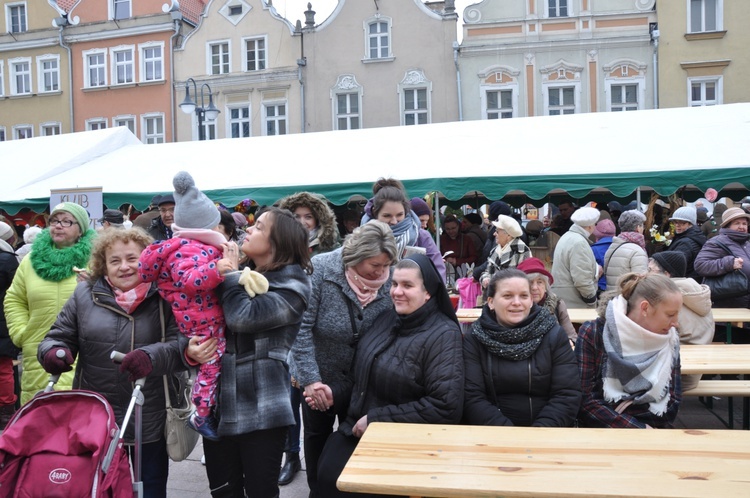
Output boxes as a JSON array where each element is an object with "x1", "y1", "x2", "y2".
[
  {"x1": 637, "y1": 187, "x2": 642, "y2": 210},
  {"x1": 435, "y1": 193, "x2": 441, "y2": 253}
]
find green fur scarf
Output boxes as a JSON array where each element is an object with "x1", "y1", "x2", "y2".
[{"x1": 29, "y1": 229, "x2": 95, "y2": 282}]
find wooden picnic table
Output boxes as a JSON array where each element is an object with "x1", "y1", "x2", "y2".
[
  {"x1": 338, "y1": 422, "x2": 750, "y2": 497},
  {"x1": 679, "y1": 344, "x2": 750, "y2": 375}
]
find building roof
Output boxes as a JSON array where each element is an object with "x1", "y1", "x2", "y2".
[{"x1": 179, "y1": 0, "x2": 207, "y2": 25}]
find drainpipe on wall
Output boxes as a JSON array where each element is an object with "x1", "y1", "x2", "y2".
[
  {"x1": 650, "y1": 23, "x2": 659, "y2": 110},
  {"x1": 453, "y1": 41, "x2": 463, "y2": 121},
  {"x1": 170, "y1": 19, "x2": 181, "y2": 142},
  {"x1": 297, "y1": 27, "x2": 306, "y2": 134},
  {"x1": 57, "y1": 24, "x2": 74, "y2": 132}
]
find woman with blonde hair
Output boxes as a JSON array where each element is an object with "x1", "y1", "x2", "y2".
[{"x1": 577, "y1": 272, "x2": 682, "y2": 429}]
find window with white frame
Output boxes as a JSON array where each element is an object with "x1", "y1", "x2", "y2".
[
  {"x1": 6, "y1": 3, "x2": 27, "y2": 33},
  {"x1": 142, "y1": 114, "x2": 165, "y2": 144},
  {"x1": 688, "y1": 0, "x2": 721, "y2": 33},
  {"x1": 84, "y1": 50, "x2": 107, "y2": 88},
  {"x1": 547, "y1": 86, "x2": 576, "y2": 115},
  {"x1": 0, "y1": 62, "x2": 4, "y2": 97},
  {"x1": 86, "y1": 119, "x2": 107, "y2": 130},
  {"x1": 331, "y1": 75, "x2": 363, "y2": 130},
  {"x1": 13, "y1": 125, "x2": 32, "y2": 139},
  {"x1": 140, "y1": 44, "x2": 164, "y2": 82},
  {"x1": 111, "y1": 47, "x2": 134, "y2": 85},
  {"x1": 485, "y1": 89, "x2": 516, "y2": 119},
  {"x1": 38, "y1": 55, "x2": 60, "y2": 93},
  {"x1": 399, "y1": 70, "x2": 432, "y2": 126},
  {"x1": 365, "y1": 17, "x2": 393, "y2": 61},
  {"x1": 208, "y1": 42, "x2": 230, "y2": 75},
  {"x1": 202, "y1": 120, "x2": 217, "y2": 140},
  {"x1": 244, "y1": 37, "x2": 266, "y2": 72},
  {"x1": 228, "y1": 105, "x2": 251, "y2": 138},
  {"x1": 41, "y1": 122, "x2": 61, "y2": 136},
  {"x1": 114, "y1": 115, "x2": 136, "y2": 134},
  {"x1": 609, "y1": 83, "x2": 639, "y2": 111},
  {"x1": 0, "y1": 127, "x2": 5, "y2": 141},
  {"x1": 548, "y1": 0, "x2": 569, "y2": 18},
  {"x1": 263, "y1": 102, "x2": 287, "y2": 136},
  {"x1": 689, "y1": 77, "x2": 722, "y2": 106},
  {"x1": 10, "y1": 58, "x2": 31, "y2": 95},
  {"x1": 112, "y1": 0, "x2": 131, "y2": 20}
]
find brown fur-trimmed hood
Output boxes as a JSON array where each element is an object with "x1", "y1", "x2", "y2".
[{"x1": 278, "y1": 192, "x2": 340, "y2": 254}]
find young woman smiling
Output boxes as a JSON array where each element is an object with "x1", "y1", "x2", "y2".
[{"x1": 463, "y1": 269, "x2": 581, "y2": 427}]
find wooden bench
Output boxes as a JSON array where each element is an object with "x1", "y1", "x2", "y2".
[
  {"x1": 683, "y1": 379, "x2": 750, "y2": 430},
  {"x1": 338, "y1": 422, "x2": 750, "y2": 497}
]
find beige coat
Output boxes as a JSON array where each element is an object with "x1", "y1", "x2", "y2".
[
  {"x1": 673, "y1": 277, "x2": 714, "y2": 390},
  {"x1": 603, "y1": 237, "x2": 648, "y2": 291},
  {"x1": 551, "y1": 225, "x2": 598, "y2": 309}
]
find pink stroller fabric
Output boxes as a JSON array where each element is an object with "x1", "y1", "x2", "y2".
[
  {"x1": 0, "y1": 390, "x2": 133, "y2": 497},
  {"x1": 456, "y1": 277, "x2": 482, "y2": 309}
]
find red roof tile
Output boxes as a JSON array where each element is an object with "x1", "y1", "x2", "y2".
[
  {"x1": 179, "y1": 0, "x2": 208, "y2": 25},
  {"x1": 54, "y1": 0, "x2": 78, "y2": 12}
]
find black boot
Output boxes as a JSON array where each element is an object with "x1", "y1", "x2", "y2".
[{"x1": 278, "y1": 451, "x2": 301, "y2": 486}]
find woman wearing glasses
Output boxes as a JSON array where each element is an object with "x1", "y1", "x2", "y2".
[{"x1": 4, "y1": 202, "x2": 95, "y2": 404}]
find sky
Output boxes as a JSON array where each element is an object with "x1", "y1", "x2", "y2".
[{"x1": 271, "y1": 0, "x2": 473, "y2": 40}]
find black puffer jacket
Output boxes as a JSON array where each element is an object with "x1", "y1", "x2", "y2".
[
  {"x1": 38, "y1": 278, "x2": 182, "y2": 443},
  {"x1": 337, "y1": 299, "x2": 464, "y2": 436},
  {"x1": 0, "y1": 248, "x2": 19, "y2": 359},
  {"x1": 665, "y1": 226, "x2": 706, "y2": 280},
  {"x1": 463, "y1": 306, "x2": 581, "y2": 427}
]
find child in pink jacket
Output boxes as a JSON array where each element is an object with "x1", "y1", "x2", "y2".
[{"x1": 139, "y1": 171, "x2": 227, "y2": 440}]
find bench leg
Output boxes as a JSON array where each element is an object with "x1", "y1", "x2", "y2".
[{"x1": 744, "y1": 397, "x2": 749, "y2": 430}]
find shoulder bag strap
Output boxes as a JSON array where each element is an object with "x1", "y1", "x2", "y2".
[
  {"x1": 604, "y1": 242, "x2": 634, "y2": 274},
  {"x1": 158, "y1": 300, "x2": 174, "y2": 410}
]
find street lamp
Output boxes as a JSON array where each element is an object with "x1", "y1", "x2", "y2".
[{"x1": 179, "y1": 77, "x2": 220, "y2": 140}]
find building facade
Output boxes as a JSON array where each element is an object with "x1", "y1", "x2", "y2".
[
  {"x1": 458, "y1": 0, "x2": 657, "y2": 120},
  {"x1": 300, "y1": 0, "x2": 460, "y2": 132},
  {"x1": 0, "y1": 0, "x2": 72, "y2": 140},
  {"x1": 657, "y1": 0, "x2": 750, "y2": 108},
  {"x1": 173, "y1": 0, "x2": 302, "y2": 141}
]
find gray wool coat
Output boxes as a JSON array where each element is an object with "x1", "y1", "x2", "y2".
[
  {"x1": 291, "y1": 248, "x2": 393, "y2": 404},
  {"x1": 216, "y1": 264, "x2": 311, "y2": 437}
]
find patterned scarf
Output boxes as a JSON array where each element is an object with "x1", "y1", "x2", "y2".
[
  {"x1": 29, "y1": 229, "x2": 95, "y2": 282},
  {"x1": 602, "y1": 295, "x2": 679, "y2": 416},
  {"x1": 389, "y1": 211, "x2": 421, "y2": 258},
  {"x1": 540, "y1": 292, "x2": 560, "y2": 318},
  {"x1": 345, "y1": 266, "x2": 389, "y2": 307},
  {"x1": 618, "y1": 231, "x2": 646, "y2": 251},
  {"x1": 106, "y1": 277, "x2": 152, "y2": 314},
  {"x1": 471, "y1": 304, "x2": 556, "y2": 360}
]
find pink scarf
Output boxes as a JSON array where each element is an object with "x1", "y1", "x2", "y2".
[
  {"x1": 345, "y1": 266, "x2": 389, "y2": 308},
  {"x1": 619, "y1": 231, "x2": 646, "y2": 251},
  {"x1": 106, "y1": 277, "x2": 152, "y2": 314}
]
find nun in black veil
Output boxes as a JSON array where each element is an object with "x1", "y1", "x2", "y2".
[{"x1": 314, "y1": 254, "x2": 464, "y2": 498}]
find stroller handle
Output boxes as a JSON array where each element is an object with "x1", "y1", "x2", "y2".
[{"x1": 111, "y1": 351, "x2": 146, "y2": 387}]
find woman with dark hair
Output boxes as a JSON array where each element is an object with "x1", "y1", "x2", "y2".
[
  {"x1": 186, "y1": 207, "x2": 312, "y2": 498},
  {"x1": 291, "y1": 220, "x2": 397, "y2": 496},
  {"x1": 361, "y1": 178, "x2": 446, "y2": 281},
  {"x1": 38, "y1": 227, "x2": 182, "y2": 497},
  {"x1": 577, "y1": 272, "x2": 682, "y2": 429},
  {"x1": 315, "y1": 254, "x2": 464, "y2": 497},
  {"x1": 463, "y1": 268, "x2": 580, "y2": 427}
]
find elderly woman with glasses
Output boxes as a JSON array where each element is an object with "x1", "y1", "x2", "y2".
[
  {"x1": 4, "y1": 202, "x2": 96, "y2": 403},
  {"x1": 517, "y1": 257, "x2": 577, "y2": 342}
]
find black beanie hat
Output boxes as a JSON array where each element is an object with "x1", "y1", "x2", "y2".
[
  {"x1": 653, "y1": 251, "x2": 687, "y2": 278},
  {"x1": 489, "y1": 201, "x2": 511, "y2": 221}
]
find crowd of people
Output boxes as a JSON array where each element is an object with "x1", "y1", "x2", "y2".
[{"x1": 1, "y1": 179, "x2": 748, "y2": 498}]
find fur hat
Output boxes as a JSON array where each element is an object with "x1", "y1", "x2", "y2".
[
  {"x1": 525, "y1": 220, "x2": 544, "y2": 236},
  {"x1": 653, "y1": 251, "x2": 687, "y2": 278},
  {"x1": 102, "y1": 209, "x2": 124, "y2": 225},
  {"x1": 0, "y1": 222, "x2": 13, "y2": 241},
  {"x1": 593, "y1": 219, "x2": 616, "y2": 241},
  {"x1": 720, "y1": 207, "x2": 750, "y2": 228},
  {"x1": 517, "y1": 257, "x2": 554, "y2": 284},
  {"x1": 571, "y1": 207, "x2": 600, "y2": 227},
  {"x1": 23, "y1": 226, "x2": 42, "y2": 244},
  {"x1": 618, "y1": 210, "x2": 647, "y2": 233},
  {"x1": 172, "y1": 171, "x2": 220, "y2": 230},
  {"x1": 50, "y1": 202, "x2": 90, "y2": 234},
  {"x1": 410, "y1": 197, "x2": 431, "y2": 217},
  {"x1": 669, "y1": 206, "x2": 697, "y2": 226},
  {"x1": 492, "y1": 215, "x2": 522, "y2": 238}
]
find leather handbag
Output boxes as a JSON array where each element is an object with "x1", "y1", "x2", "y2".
[
  {"x1": 158, "y1": 300, "x2": 199, "y2": 462},
  {"x1": 702, "y1": 240, "x2": 749, "y2": 300}
]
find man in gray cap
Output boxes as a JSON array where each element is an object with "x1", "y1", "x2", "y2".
[
  {"x1": 147, "y1": 194, "x2": 175, "y2": 241},
  {"x1": 663, "y1": 206, "x2": 706, "y2": 280},
  {"x1": 99, "y1": 209, "x2": 125, "y2": 230}
]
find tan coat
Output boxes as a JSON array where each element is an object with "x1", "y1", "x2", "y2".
[{"x1": 673, "y1": 277, "x2": 714, "y2": 390}]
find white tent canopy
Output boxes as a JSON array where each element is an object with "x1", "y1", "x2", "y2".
[{"x1": 2, "y1": 103, "x2": 749, "y2": 213}]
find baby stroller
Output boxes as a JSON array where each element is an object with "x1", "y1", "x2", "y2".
[{"x1": 0, "y1": 352, "x2": 145, "y2": 497}]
